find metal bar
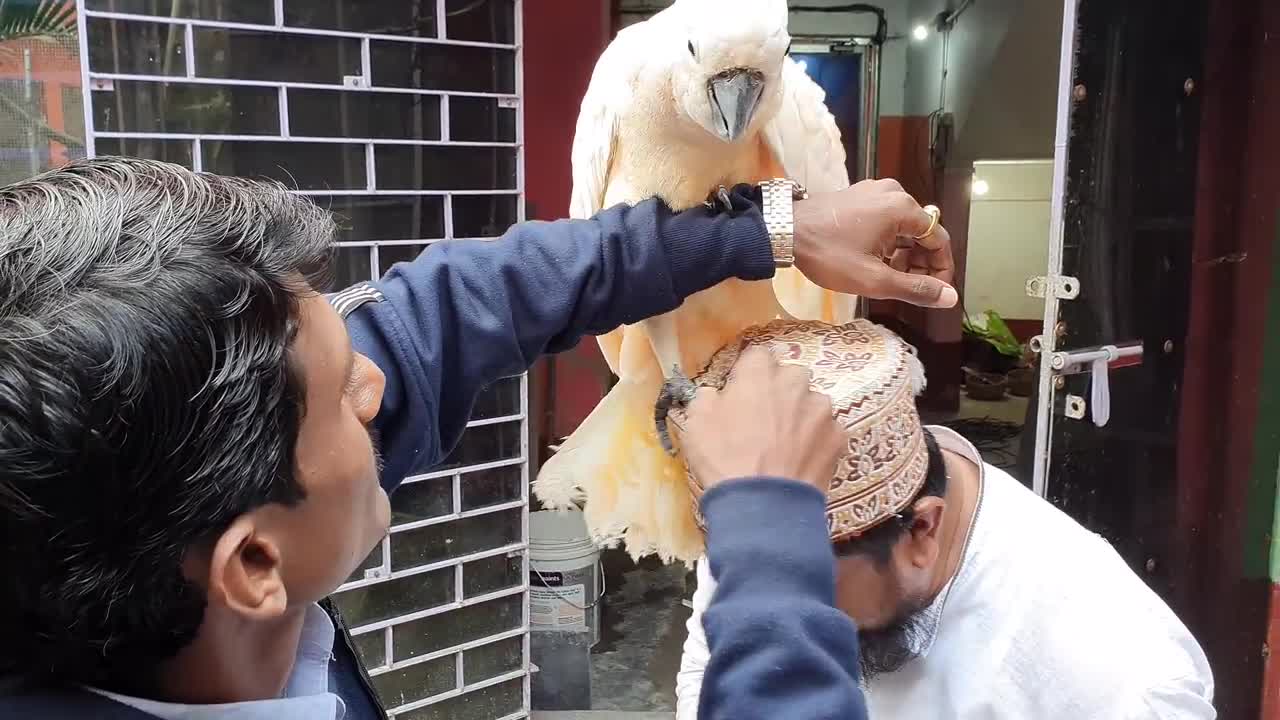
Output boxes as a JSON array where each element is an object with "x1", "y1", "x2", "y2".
[
  {"x1": 386, "y1": 668, "x2": 527, "y2": 715},
  {"x1": 367, "y1": 627, "x2": 527, "y2": 676},
  {"x1": 389, "y1": 499, "x2": 525, "y2": 535},
  {"x1": 1050, "y1": 342, "x2": 1143, "y2": 374},
  {"x1": 467, "y1": 413, "x2": 525, "y2": 428},
  {"x1": 512, "y1": 1, "x2": 532, "y2": 705},
  {"x1": 91, "y1": 131, "x2": 517, "y2": 147},
  {"x1": 1032, "y1": 0, "x2": 1081, "y2": 498},
  {"x1": 86, "y1": 72, "x2": 520, "y2": 100},
  {"x1": 399, "y1": 456, "x2": 525, "y2": 485},
  {"x1": 277, "y1": 87, "x2": 290, "y2": 138},
  {"x1": 75, "y1": 0, "x2": 96, "y2": 158},
  {"x1": 337, "y1": 542, "x2": 526, "y2": 593},
  {"x1": 861, "y1": 43, "x2": 880, "y2": 181},
  {"x1": 348, "y1": 584, "x2": 527, "y2": 634},
  {"x1": 360, "y1": 37, "x2": 372, "y2": 86},
  {"x1": 80, "y1": 10, "x2": 518, "y2": 49},
  {"x1": 183, "y1": 24, "x2": 195, "y2": 78}
]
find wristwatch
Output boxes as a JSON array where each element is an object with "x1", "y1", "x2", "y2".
[{"x1": 760, "y1": 178, "x2": 807, "y2": 268}]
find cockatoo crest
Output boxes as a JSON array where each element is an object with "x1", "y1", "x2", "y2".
[{"x1": 669, "y1": 0, "x2": 791, "y2": 144}]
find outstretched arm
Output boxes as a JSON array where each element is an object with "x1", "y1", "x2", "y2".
[{"x1": 344, "y1": 191, "x2": 772, "y2": 491}]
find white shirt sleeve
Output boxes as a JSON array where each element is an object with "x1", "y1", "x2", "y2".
[{"x1": 675, "y1": 557, "x2": 717, "y2": 720}]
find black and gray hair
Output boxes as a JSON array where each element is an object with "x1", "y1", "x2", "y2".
[
  {"x1": 0, "y1": 157, "x2": 335, "y2": 691},
  {"x1": 833, "y1": 428, "x2": 949, "y2": 565}
]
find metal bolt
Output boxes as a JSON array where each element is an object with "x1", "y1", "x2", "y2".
[
  {"x1": 1145, "y1": 558, "x2": 1157, "y2": 573},
  {"x1": 1184, "y1": 78, "x2": 1196, "y2": 96},
  {"x1": 1073, "y1": 84, "x2": 1087, "y2": 102},
  {"x1": 1163, "y1": 340, "x2": 1174, "y2": 353}
]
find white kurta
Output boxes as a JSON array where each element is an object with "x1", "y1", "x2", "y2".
[{"x1": 676, "y1": 427, "x2": 1215, "y2": 719}]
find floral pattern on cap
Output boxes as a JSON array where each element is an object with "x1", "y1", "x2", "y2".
[{"x1": 688, "y1": 319, "x2": 929, "y2": 542}]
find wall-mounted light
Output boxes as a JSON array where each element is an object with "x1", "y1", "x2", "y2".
[
  {"x1": 972, "y1": 178, "x2": 990, "y2": 196},
  {"x1": 912, "y1": 24, "x2": 930, "y2": 41}
]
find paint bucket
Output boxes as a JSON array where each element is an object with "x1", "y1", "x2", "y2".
[
  {"x1": 529, "y1": 510, "x2": 603, "y2": 711},
  {"x1": 529, "y1": 510, "x2": 603, "y2": 644}
]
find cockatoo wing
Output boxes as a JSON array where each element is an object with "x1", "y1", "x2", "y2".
[
  {"x1": 764, "y1": 56, "x2": 858, "y2": 324},
  {"x1": 569, "y1": 28, "x2": 637, "y2": 373}
]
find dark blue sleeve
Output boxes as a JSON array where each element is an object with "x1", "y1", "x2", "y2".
[
  {"x1": 697, "y1": 478, "x2": 868, "y2": 720},
  {"x1": 344, "y1": 190, "x2": 773, "y2": 491}
]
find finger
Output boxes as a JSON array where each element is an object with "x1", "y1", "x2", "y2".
[
  {"x1": 864, "y1": 261, "x2": 958, "y2": 308},
  {"x1": 883, "y1": 193, "x2": 933, "y2": 239},
  {"x1": 730, "y1": 346, "x2": 778, "y2": 384},
  {"x1": 926, "y1": 225, "x2": 956, "y2": 284},
  {"x1": 889, "y1": 247, "x2": 911, "y2": 274},
  {"x1": 873, "y1": 178, "x2": 905, "y2": 193}
]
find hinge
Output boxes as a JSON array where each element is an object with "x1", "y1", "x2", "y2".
[{"x1": 1026, "y1": 275, "x2": 1081, "y2": 300}]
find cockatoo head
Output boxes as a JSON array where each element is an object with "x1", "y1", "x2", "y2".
[{"x1": 670, "y1": 0, "x2": 791, "y2": 144}]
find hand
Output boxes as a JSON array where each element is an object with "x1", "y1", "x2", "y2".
[
  {"x1": 793, "y1": 178, "x2": 958, "y2": 309},
  {"x1": 670, "y1": 347, "x2": 847, "y2": 497}
]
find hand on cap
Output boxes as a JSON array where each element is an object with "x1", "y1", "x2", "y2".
[
  {"x1": 669, "y1": 347, "x2": 847, "y2": 497},
  {"x1": 793, "y1": 178, "x2": 958, "y2": 309}
]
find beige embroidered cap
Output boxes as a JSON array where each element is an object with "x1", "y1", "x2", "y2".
[{"x1": 687, "y1": 319, "x2": 930, "y2": 542}]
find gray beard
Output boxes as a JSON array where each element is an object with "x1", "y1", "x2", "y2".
[{"x1": 857, "y1": 598, "x2": 942, "y2": 681}]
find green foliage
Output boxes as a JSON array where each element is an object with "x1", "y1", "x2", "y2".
[{"x1": 963, "y1": 309, "x2": 1023, "y2": 358}]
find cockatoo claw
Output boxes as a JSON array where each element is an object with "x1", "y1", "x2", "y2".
[
  {"x1": 655, "y1": 367, "x2": 698, "y2": 456},
  {"x1": 703, "y1": 185, "x2": 734, "y2": 213},
  {"x1": 715, "y1": 186, "x2": 733, "y2": 211}
]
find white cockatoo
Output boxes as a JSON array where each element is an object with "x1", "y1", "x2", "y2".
[{"x1": 534, "y1": 0, "x2": 855, "y2": 563}]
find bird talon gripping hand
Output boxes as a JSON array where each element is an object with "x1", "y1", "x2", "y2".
[
  {"x1": 654, "y1": 369, "x2": 699, "y2": 456},
  {"x1": 533, "y1": 0, "x2": 856, "y2": 563}
]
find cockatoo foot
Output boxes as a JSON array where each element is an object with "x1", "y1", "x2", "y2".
[
  {"x1": 654, "y1": 366, "x2": 698, "y2": 456},
  {"x1": 703, "y1": 185, "x2": 734, "y2": 213}
]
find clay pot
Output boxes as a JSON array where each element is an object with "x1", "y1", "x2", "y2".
[
  {"x1": 965, "y1": 370, "x2": 1008, "y2": 401},
  {"x1": 1007, "y1": 368, "x2": 1036, "y2": 397}
]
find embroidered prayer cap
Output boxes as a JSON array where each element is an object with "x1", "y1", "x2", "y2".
[{"x1": 687, "y1": 319, "x2": 929, "y2": 543}]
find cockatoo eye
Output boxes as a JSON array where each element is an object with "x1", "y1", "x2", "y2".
[{"x1": 687, "y1": 40, "x2": 697, "y2": 58}]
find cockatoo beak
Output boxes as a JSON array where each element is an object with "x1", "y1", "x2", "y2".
[{"x1": 708, "y1": 69, "x2": 764, "y2": 143}]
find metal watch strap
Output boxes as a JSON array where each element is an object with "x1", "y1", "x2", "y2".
[{"x1": 760, "y1": 178, "x2": 806, "y2": 268}]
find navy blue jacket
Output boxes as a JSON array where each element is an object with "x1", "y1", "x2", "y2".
[
  {"x1": 340, "y1": 190, "x2": 867, "y2": 719},
  {"x1": 0, "y1": 191, "x2": 867, "y2": 720}
]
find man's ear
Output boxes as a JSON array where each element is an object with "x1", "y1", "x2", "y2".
[
  {"x1": 903, "y1": 497, "x2": 946, "y2": 568},
  {"x1": 206, "y1": 515, "x2": 289, "y2": 620}
]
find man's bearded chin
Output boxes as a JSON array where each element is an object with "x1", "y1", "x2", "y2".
[{"x1": 857, "y1": 595, "x2": 940, "y2": 680}]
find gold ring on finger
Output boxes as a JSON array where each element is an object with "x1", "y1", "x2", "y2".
[{"x1": 915, "y1": 205, "x2": 941, "y2": 240}]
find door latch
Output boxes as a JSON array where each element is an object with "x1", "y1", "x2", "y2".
[{"x1": 1047, "y1": 342, "x2": 1143, "y2": 427}]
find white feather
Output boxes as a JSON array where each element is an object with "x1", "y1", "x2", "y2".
[{"x1": 763, "y1": 56, "x2": 852, "y2": 194}]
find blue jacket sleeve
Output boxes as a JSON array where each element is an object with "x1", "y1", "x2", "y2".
[
  {"x1": 697, "y1": 478, "x2": 868, "y2": 720},
  {"x1": 344, "y1": 191, "x2": 773, "y2": 491}
]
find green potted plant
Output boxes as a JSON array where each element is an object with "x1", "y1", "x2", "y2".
[{"x1": 962, "y1": 310, "x2": 1022, "y2": 400}]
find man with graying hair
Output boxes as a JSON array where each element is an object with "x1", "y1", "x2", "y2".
[
  {"x1": 0, "y1": 157, "x2": 956, "y2": 719},
  {"x1": 676, "y1": 320, "x2": 1215, "y2": 720}
]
